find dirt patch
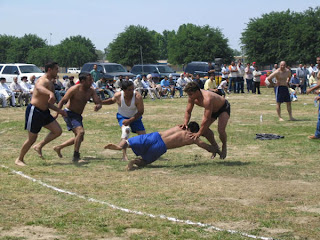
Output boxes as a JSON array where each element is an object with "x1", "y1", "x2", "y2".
[
  {"x1": 293, "y1": 205, "x2": 320, "y2": 214},
  {"x1": 208, "y1": 220, "x2": 259, "y2": 232},
  {"x1": 0, "y1": 226, "x2": 66, "y2": 240}
]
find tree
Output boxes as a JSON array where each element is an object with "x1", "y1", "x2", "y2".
[
  {"x1": 6, "y1": 34, "x2": 46, "y2": 63},
  {"x1": 106, "y1": 25, "x2": 158, "y2": 67},
  {"x1": 153, "y1": 30, "x2": 175, "y2": 60},
  {"x1": 0, "y1": 35, "x2": 18, "y2": 62},
  {"x1": 241, "y1": 7, "x2": 320, "y2": 65},
  {"x1": 27, "y1": 46, "x2": 56, "y2": 67},
  {"x1": 167, "y1": 24, "x2": 234, "y2": 65},
  {"x1": 55, "y1": 35, "x2": 97, "y2": 67}
]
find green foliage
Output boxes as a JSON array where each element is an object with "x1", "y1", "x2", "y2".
[
  {"x1": 241, "y1": 7, "x2": 320, "y2": 65},
  {"x1": 27, "y1": 46, "x2": 56, "y2": 67},
  {"x1": 0, "y1": 35, "x2": 18, "y2": 62},
  {"x1": 55, "y1": 35, "x2": 98, "y2": 68},
  {"x1": 154, "y1": 30, "x2": 175, "y2": 60},
  {"x1": 167, "y1": 23, "x2": 234, "y2": 65},
  {"x1": 106, "y1": 25, "x2": 158, "y2": 67}
]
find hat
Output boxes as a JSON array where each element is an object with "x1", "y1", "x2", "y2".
[
  {"x1": 180, "y1": 73, "x2": 184, "y2": 76},
  {"x1": 252, "y1": 62, "x2": 256, "y2": 64},
  {"x1": 169, "y1": 74, "x2": 172, "y2": 78},
  {"x1": 21, "y1": 76, "x2": 28, "y2": 80},
  {"x1": 63, "y1": 75, "x2": 68, "y2": 79},
  {"x1": 136, "y1": 74, "x2": 141, "y2": 79},
  {"x1": 293, "y1": 73, "x2": 296, "y2": 76}
]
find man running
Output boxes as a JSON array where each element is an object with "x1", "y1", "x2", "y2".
[
  {"x1": 102, "y1": 80, "x2": 146, "y2": 161},
  {"x1": 266, "y1": 61, "x2": 296, "y2": 121},
  {"x1": 15, "y1": 62, "x2": 67, "y2": 166},
  {"x1": 104, "y1": 122, "x2": 216, "y2": 170},
  {"x1": 53, "y1": 72, "x2": 102, "y2": 162}
]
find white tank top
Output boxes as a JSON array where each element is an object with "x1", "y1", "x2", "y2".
[{"x1": 118, "y1": 90, "x2": 138, "y2": 118}]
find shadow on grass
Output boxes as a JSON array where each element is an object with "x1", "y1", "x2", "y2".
[{"x1": 147, "y1": 160, "x2": 250, "y2": 169}]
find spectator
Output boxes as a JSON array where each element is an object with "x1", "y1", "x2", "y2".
[
  {"x1": 204, "y1": 74, "x2": 218, "y2": 93},
  {"x1": 53, "y1": 78, "x2": 63, "y2": 103},
  {"x1": 193, "y1": 74, "x2": 204, "y2": 89},
  {"x1": 207, "y1": 62, "x2": 215, "y2": 76},
  {"x1": 97, "y1": 76, "x2": 114, "y2": 99},
  {"x1": 296, "y1": 64, "x2": 308, "y2": 94},
  {"x1": 253, "y1": 66, "x2": 261, "y2": 94},
  {"x1": 177, "y1": 73, "x2": 187, "y2": 97},
  {"x1": 168, "y1": 74, "x2": 177, "y2": 97},
  {"x1": 90, "y1": 64, "x2": 100, "y2": 82},
  {"x1": 134, "y1": 75, "x2": 147, "y2": 98},
  {"x1": 236, "y1": 61, "x2": 245, "y2": 93},
  {"x1": 245, "y1": 63, "x2": 253, "y2": 93},
  {"x1": 10, "y1": 77, "x2": 30, "y2": 106},
  {"x1": 217, "y1": 78, "x2": 228, "y2": 97},
  {"x1": 29, "y1": 75, "x2": 36, "y2": 91},
  {"x1": 221, "y1": 63, "x2": 230, "y2": 83},
  {"x1": 160, "y1": 76, "x2": 174, "y2": 98},
  {"x1": 309, "y1": 71, "x2": 318, "y2": 88},
  {"x1": 147, "y1": 74, "x2": 161, "y2": 99},
  {"x1": 289, "y1": 73, "x2": 301, "y2": 90},
  {"x1": 0, "y1": 77, "x2": 17, "y2": 107},
  {"x1": 114, "y1": 75, "x2": 124, "y2": 92},
  {"x1": 20, "y1": 76, "x2": 33, "y2": 95},
  {"x1": 228, "y1": 61, "x2": 238, "y2": 93},
  {"x1": 65, "y1": 76, "x2": 75, "y2": 91},
  {"x1": 184, "y1": 72, "x2": 193, "y2": 83}
]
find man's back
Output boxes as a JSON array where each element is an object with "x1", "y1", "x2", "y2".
[{"x1": 160, "y1": 126, "x2": 193, "y2": 149}]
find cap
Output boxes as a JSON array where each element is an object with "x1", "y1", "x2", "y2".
[
  {"x1": 293, "y1": 73, "x2": 296, "y2": 76},
  {"x1": 63, "y1": 75, "x2": 68, "y2": 79},
  {"x1": 21, "y1": 76, "x2": 28, "y2": 80},
  {"x1": 169, "y1": 74, "x2": 172, "y2": 78},
  {"x1": 136, "y1": 74, "x2": 141, "y2": 79},
  {"x1": 180, "y1": 73, "x2": 184, "y2": 76},
  {"x1": 252, "y1": 62, "x2": 256, "y2": 64}
]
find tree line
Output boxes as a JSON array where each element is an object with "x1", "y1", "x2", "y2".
[{"x1": 1, "y1": 7, "x2": 319, "y2": 68}]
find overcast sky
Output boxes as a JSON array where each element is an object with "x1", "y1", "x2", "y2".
[{"x1": 0, "y1": 0, "x2": 319, "y2": 52}]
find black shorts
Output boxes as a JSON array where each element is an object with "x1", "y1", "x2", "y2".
[
  {"x1": 211, "y1": 100, "x2": 230, "y2": 119},
  {"x1": 25, "y1": 104, "x2": 55, "y2": 133}
]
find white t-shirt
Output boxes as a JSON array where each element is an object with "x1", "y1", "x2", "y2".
[
  {"x1": 218, "y1": 80, "x2": 227, "y2": 89},
  {"x1": 221, "y1": 67, "x2": 230, "y2": 78},
  {"x1": 229, "y1": 65, "x2": 238, "y2": 78}
]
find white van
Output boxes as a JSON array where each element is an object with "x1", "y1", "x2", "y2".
[
  {"x1": 0, "y1": 63, "x2": 44, "y2": 84},
  {"x1": 67, "y1": 68, "x2": 81, "y2": 73}
]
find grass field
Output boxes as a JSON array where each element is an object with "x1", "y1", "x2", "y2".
[{"x1": 1, "y1": 88, "x2": 320, "y2": 240}]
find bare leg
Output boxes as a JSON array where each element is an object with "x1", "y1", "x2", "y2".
[
  {"x1": 33, "y1": 120, "x2": 62, "y2": 158},
  {"x1": 217, "y1": 112, "x2": 229, "y2": 159},
  {"x1": 286, "y1": 102, "x2": 296, "y2": 121},
  {"x1": 276, "y1": 102, "x2": 284, "y2": 121},
  {"x1": 104, "y1": 139, "x2": 128, "y2": 150},
  {"x1": 53, "y1": 138, "x2": 75, "y2": 158},
  {"x1": 202, "y1": 120, "x2": 221, "y2": 159},
  {"x1": 15, "y1": 132, "x2": 38, "y2": 166}
]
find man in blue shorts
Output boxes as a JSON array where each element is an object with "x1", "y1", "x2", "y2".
[
  {"x1": 53, "y1": 72, "x2": 102, "y2": 162},
  {"x1": 266, "y1": 61, "x2": 296, "y2": 121},
  {"x1": 15, "y1": 62, "x2": 67, "y2": 166},
  {"x1": 102, "y1": 81, "x2": 146, "y2": 161},
  {"x1": 104, "y1": 122, "x2": 218, "y2": 170}
]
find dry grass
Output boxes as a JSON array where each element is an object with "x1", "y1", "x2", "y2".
[{"x1": 1, "y1": 88, "x2": 320, "y2": 240}]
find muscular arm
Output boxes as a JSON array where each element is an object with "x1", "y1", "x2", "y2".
[
  {"x1": 266, "y1": 71, "x2": 277, "y2": 82},
  {"x1": 91, "y1": 88, "x2": 102, "y2": 111},
  {"x1": 183, "y1": 98, "x2": 194, "y2": 126},
  {"x1": 35, "y1": 81, "x2": 56, "y2": 104},
  {"x1": 101, "y1": 92, "x2": 119, "y2": 105},
  {"x1": 124, "y1": 93, "x2": 144, "y2": 125},
  {"x1": 307, "y1": 84, "x2": 320, "y2": 94},
  {"x1": 197, "y1": 107, "x2": 212, "y2": 137},
  {"x1": 57, "y1": 86, "x2": 76, "y2": 109}
]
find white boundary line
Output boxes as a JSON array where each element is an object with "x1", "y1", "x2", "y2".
[{"x1": 1, "y1": 165, "x2": 276, "y2": 240}]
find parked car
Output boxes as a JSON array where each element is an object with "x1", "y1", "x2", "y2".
[
  {"x1": 130, "y1": 64, "x2": 180, "y2": 80},
  {"x1": 260, "y1": 70, "x2": 272, "y2": 86},
  {"x1": 0, "y1": 63, "x2": 44, "y2": 84},
  {"x1": 67, "y1": 67, "x2": 81, "y2": 73},
  {"x1": 184, "y1": 61, "x2": 212, "y2": 78},
  {"x1": 81, "y1": 62, "x2": 135, "y2": 80}
]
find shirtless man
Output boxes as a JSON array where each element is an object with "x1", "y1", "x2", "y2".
[
  {"x1": 266, "y1": 61, "x2": 296, "y2": 121},
  {"x1": 101, "y1": 80, "x2": 146, "y2": 161},
  {"x1": 15, "y1": 62, "x2": 67, "y2": 166},
  {"x1": 53, "y1": 72, "x2": 102, "y2": 162},
  {"x1": 104, "y1": 122, "x2": 216, "y2": 170},
  {"x1": 182, "y1": 82, "x2": 230, "y2": 159}
]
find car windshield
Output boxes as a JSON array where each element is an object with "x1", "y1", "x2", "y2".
[
  {"x1": 19, "y1": 65, "x2": 43, "y2": 73},
  {"x1": 188, "y1": 64, "x2": 208, "y2": 72},
  {"x1": 157, "y1": 66, "x2": 175, "y2": 73},
  {"x1": 104, "y1": 64, "x2": 126, "y2": 73}
]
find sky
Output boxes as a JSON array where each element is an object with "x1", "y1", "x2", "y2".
[{"x1": 0, "y1": 0, "x2": 319, "y2": 52}]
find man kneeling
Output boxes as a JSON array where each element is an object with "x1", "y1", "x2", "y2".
[{"x1": 104, "y1": 122, "x2": 220, "y2": 170}]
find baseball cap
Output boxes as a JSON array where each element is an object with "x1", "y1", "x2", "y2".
[
  {"x1": 252, "y1": 62, "x2": 256, "y2": 64},
  {"x1": 169, "y1": 74, "x2": 172, "y2": 78},
  {"x1": 136, "y1": 74, "x2": 141, "y2": 79},
  {"x1": 63, "y1": 75, "x2": 68, "y2": 79}
]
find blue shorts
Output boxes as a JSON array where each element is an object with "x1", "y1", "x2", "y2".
[
  {"x1": 25, "y1": 104, "x2": 55, "y2": 134},
  {"x1": 116, "y1": 113, "x2": 145, "y2": 133},
  {"x1": 128, "y1": 132, "x2": 167, "y2": 164},
  {"x1": 63, "y1": 109, "x2": 83, "y2": 131},
  {"x1": 275, "y1": 86, "x2": 291, "y2": 103}
]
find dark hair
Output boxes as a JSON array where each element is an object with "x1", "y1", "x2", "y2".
[
  {"x1": 188, "y1": 121, "x2": 200, "y2": 133},
  {"x1": 121, "y1": 80, "x2": 133, "y2": 90},
  {"x1": 0, "y1": 77, "x2": 5, "y2": 81},
  {"x1": 79, "y1": 72, "x2": 91, "y2": 82},
  {"x1": 44, "y1": 61, "x2": 58, "y2": 72},
  {"x1": 184, "y1": 82, "x2": 200, "y2": 93}
]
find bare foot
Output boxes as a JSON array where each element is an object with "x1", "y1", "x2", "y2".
[
  {"x1": 279, "y1": 118, "x2": 284, "y2": 121},
  {"x1": 220, "y1": 145, "x2": 227, "y2": 159},
  {"x1": 15, "y1": 158, "x2": 26, "y2": 166},
  {"x1": 126, "y1": 161, "x2": 137, "y2": 171},
  {"x1": 122, "y1": 154, "x2": 129, "y2": 162},
  {"x1": 289, "y1": 117, "x2": 297, "y2": 121},
  {"x1": 33, "y1": 145, "x2": 43, "y2": 158},
  {"x1": 104, "y1": 143, "x2": 122, "y2": 150},
  {"x1": 210, "y1": 145, "x2": 221, "y2": 159},
  {"x1": 53, "y1": 146, "x2": 63, "y2": 158}
]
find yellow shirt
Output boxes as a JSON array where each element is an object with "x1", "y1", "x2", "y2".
[{"x1": 204, "y1": 79, "x2": 217, "y2": 90}]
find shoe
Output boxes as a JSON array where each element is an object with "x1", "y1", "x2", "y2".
[
  {"x1": 308, "y1": 135, "x2": 320, "y2": 140},
  {"x1": 72, "y1": 151, "x2": 80, "y2": 162}
]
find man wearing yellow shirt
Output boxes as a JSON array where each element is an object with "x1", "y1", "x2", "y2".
[{"x1": 204, "y1": 74, "x2": 218, "y2": 93}]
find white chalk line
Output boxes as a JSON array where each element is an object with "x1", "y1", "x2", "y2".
[{"x1": 1, "y1": 165, "x2": 276, "y2": 240}]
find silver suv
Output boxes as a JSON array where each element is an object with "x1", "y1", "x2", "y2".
[{"x1": 0, "y1": 63, "x2": 44, "y2": 84}]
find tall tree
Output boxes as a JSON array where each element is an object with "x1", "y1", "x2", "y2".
[
  {"x1": 0, "y1": 35, "x2": 18, "y2": 62},
  {"x1": 106, "y1": 25, "x2": 158, "y2": 67},
  {"x1": 6, "y1": 34, "x2": 46, "y2": 63},
  {"x1": 167, "y1": 24, "x2": 233, "y2": 65},
  {"x1": 55, "y1": 35, "x2": 97, "y2": 67},
  {"x1": 241, "y1": 7, "x2": 320, "y2": 65},
  {"x1": 27, "y1": 46, "x2": 56, "y2": 67}
]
